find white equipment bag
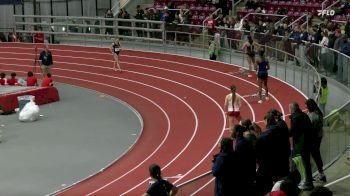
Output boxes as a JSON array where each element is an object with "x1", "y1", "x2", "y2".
[{"x1": 18, "y1": 100, "x2": 40, "y2": 122}]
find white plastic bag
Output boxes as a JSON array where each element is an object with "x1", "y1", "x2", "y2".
[{"x1": 18, "y1": 100, "x2": 40, "y2": 122}]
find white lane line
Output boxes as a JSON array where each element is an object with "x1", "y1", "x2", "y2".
[
  {"x1": 0, "y1": 48, "x2": 299, "y2": 193},
  {"x1": 0, "y1": 59, "x2": 256, "y2": 122},
  {"x1": 190, "y1": 177, "x2": 215, "y2": 196},
  {"x1": 1, "y1": 64, "x2": 223, "y2": 195},
  {"x1": 0, "y1": 69, "x2": 172, "y2": 196},
  {"x1": 0, "y1": 45, "x2": 310, "y2": 103}
]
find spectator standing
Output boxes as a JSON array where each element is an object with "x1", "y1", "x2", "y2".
[
  {"x1": 105, "y1": 9, "x2": 114, "y2": 35},
  {"x1": 41, "y1": 73, "x2": 53, "y2": 87},
  {"x1": 231, "y1": 125, "x2": 256, "y2": 195},
  {"x1": 39, "y1": 44, "x2": 53, "y2": 77},
  {"x1": 0, "y1": 32, "x2": 6, "y2": 42},
  {"x1": 341, "y1": 37, "x2": 350, "y2": 56},
  {"x1": 255, "y1": 112, "x2": 279, "y2": 195},
  {"x1": 268, "y1": 109, "x2": 291, "y2": 180},
  {"x1": 135, "y1": 5, "x2": 145, "y2": 37},
  {"x1": 305, "y1": 98, "x2": 327, "y2": 183},
  {"x1": 333, "y1": 29, "x2": 345, "y2": 74},
  {"x1": 26, "y1": 71, "x2": 38, "y2": 86},
  {"x1": 289, "y1": 102, "x2": 314, "y2": 190},
  {"x1": 206, "y1": 15, "x2": 217, "y2": 36},
  {"x1": 212, "y1": 137, "x2": 236, "y2": 196},
  {"x1": 209, "y1": 38, "x2": 219, "y2": 60},
  {"x1": 319, "y1": 77, "x2": 329, "y2": 115},
  {"x1": 34, "y1": 26, "x2": 44, "y2": 43},
  {"x1": 320, "y1": 29, "x2": 329, "y2": 71},
  {"x1": 345, "y1": 17, "x2": 350, "y2": 37},
  {"x1": 142, "y1": 164, "x2": 178, "y2": 196}
]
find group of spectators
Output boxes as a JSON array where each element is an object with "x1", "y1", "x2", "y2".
[
  {"x1": 212, "y1": 99, "x2": 332, "y2": 196},
  {"x1": 0, "y1": 71, "x2": 53, "y2": 87}
]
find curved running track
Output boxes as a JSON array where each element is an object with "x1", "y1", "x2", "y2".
[{"x1": 0, "y1": 43, "x2": 307, "y2": 195}]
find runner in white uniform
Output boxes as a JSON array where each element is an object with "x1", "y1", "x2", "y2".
[{"x1": 224, "y1": 85, "x2": 242, "y2": 132}]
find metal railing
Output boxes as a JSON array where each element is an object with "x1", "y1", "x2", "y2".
[
  {"x1": 9, "y1": 15, "x2": 350, "y2": 195},
  {"x1": 324, "y1": 0, "x2": 341, "y2": 12}
]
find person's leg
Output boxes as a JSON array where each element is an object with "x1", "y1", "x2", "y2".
[
  {"x1": 247, "y1": 57, "x2": 253, "y2": 77},
  {"x1": 116, "y1": 56, "x2": 122, "y2": 72},
  {"x1": 228, "y1": 116, "x2": 234, "y2": 131},
  {"x1": 235, "y1": 113, "x2": 242, "y2": 124},
  {"x1": 258, "y1": 79, "x2": 263, "y2": 103},
  {"x1": 41, "y1": 65, "x2": 47, "y2": 77},
  {"x1": 311, "y1": 137, "x2": 325, "y2": 180},
  {"x1": 47, "y1": 65, "x2": 52, "y2": 75},
  {"x1": 301, "y1": 151, "x2": 314, "y2": 189},
  {"x1": 319, "y1": 103, "x2": 326, "y2": 115},
  {"x1": 264, "y1": 78, "x2": 269, "y2": 100}
]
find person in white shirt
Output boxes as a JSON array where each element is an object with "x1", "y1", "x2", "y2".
[{"x1": 224, "y1": 85, "x2": 242, "y2": 131}]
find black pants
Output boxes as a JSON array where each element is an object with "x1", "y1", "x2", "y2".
[
  {"x1": 256, "y1": 170, "x2": 273, "y2": 196},
  {"x1": 301, "y1": 150, "x2": 313, "y2": 185},
  {"x1": 311, "y1": 137, "x2": 324, "y2": 173},
  {"x1": 210, "y1": 54, "x2": 217, "y2": 60}
]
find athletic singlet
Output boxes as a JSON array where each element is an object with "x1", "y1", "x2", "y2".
[
  {"x1": 227, "y1": 94, "x2": 240, "y2": 112},
  {"x1": 112, "y1": 43, "x2": 120, "y2": 53},
  {"x1": 258, "y1": 60, "x2": 269, "y2": 74}
]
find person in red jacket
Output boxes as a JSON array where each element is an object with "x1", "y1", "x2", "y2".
[
  {"x1": 26, "y1": 71, "x2": 38, "y2": 86},
  {"x1": 7, "y1": 72, "x2": 18, "y2": 86},
  {"x1": 0, "y1": 73, "x2": 6, "y2": 85},
  {"x1": 41, "y1": 73, "x2": 53, "y2": 87},
  {"x1": 34, "y1": 26, "x2": 44, "y2": 43}
]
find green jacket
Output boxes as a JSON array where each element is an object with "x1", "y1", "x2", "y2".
[
  {"x1": 209, "y1": 41, "x2": 219, "y2": 57},
  {"x1": 319, "y1": 86, "x2": 329, "y2": 104}
]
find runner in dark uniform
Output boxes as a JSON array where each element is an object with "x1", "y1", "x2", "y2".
[
  {"x1": 110, "y1": 38, "x2": 122, "y2": 72},
  {"x1": 255, "y1": 48, "x2": 269, "y2": 104}
]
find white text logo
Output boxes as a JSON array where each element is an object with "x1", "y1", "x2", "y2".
[{"x1": 317, "y1": 10, "x2": 335, "y2": 17}]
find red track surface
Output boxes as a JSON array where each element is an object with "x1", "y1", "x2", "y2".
[{"x1": 0, "y1": 43, "x2": 307, "y2": 195}]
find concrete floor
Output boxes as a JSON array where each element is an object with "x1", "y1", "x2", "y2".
[{"x1": 0, "y1": 83, "x2": 142, "y2": 196}]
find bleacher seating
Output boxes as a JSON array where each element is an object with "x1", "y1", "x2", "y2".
[
  {"x1": 152, "y1": 0, "x2": 232, "y2": 25},
  {"x1": 237, "y1": 0, "x2": 337, "y2": 23}
]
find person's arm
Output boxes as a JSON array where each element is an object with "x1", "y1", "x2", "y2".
[
  {"x1": 267, "y1": 61, "x2": 270, "y2": 70},
  {"x1": 169, "y1": 186, "x2": 178, "y2": 196},
  {"x1": 224, "y1": 95, "x2": 228, "y2": 111},
  {"x1": 110, "y1": 44, "x2": 114, "y2": 53},
  {"x1": 237, "y1": 96, "x2": 242, "y2": 109},
  {"x1": 118, "y1": 41, "x2": 122, "y2": 50},
  {"x1": 241, "y1": 42, "x2": 246, "y2": 52},
  {"x1": 212, "y1": 154, "x2": 223, "y2": 177}
]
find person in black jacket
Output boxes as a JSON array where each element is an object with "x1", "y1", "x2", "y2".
[
  {"x1": 143, "y1": 164, "x2": 178, "y2": 196},
  {"x1": 268, "y1": 109, "x2": 291, "y2": 179},
  {"x1": 232, "y1": 125, "x2": 256, "y2": 195},
  {"x1": 289, "y1": 102, "x2": 314, "y2": 190},
  {"x1": 255, "y1": 112, "x2": 279, "y2": 195},
  {"x1": 212, "y1": 137, "x2": 236, "y2": 196}
]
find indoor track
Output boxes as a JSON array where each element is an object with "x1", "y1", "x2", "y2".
[{"x1": 0, "y1": 43, "x2": 307, "y2": 195}]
